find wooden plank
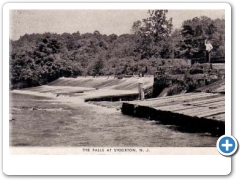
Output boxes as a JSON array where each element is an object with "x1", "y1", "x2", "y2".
[
  {"x1": 189, "y1": 106, "x2": 225, "y2": 117},
  {"x1": 183, "y1": 100, "x2": 225, "y2": 109},
  {"x1": 175, "y1": 106, "x2": 210, "y2": 115},
  {"x1": 200, "y1": 100, "x2": 225, "y2": 107},
  {"x1": 135, "y1": 93, "x2": 219, "y2": 107},
  {"x1": 156, "y1": 100, "x2": 224, "y2": 112},
  {"x1": 183, "y1": 96, "x2": 224, "y2": 106},
  {"x1": 151, "y1": 93, "x2": 219, "y2": 106},
  {"x1": 156, "y1": 104, "x2": 194, "y2": 111},
  {"x1": 135, "y1": 92, "x2": 206, "y2": 102}
]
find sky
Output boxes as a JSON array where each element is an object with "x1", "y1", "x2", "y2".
[{"x1": 10, "y1": 10, "x2": 224, "y2": 40}]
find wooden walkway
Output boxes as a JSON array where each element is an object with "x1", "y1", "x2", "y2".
[{"x1": 122, "y1": 92, "x2": 225, "y2": 135}]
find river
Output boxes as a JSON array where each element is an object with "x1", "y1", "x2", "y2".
[{"x1": 10, "y1": 92, "x2": 218, "y2": 147}]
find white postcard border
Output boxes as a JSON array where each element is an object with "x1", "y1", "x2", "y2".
[{"x1": 3, "y1": 2, "x2": 231, "y2": 175}]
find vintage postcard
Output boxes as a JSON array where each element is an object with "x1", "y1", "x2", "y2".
[{"x1": 3, "y1": 2, "x2": 232, "y2": 175}]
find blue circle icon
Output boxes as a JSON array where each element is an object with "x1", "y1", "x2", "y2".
[{"x1": 217, "y1": 135, "x2": 238, "y2": 156}]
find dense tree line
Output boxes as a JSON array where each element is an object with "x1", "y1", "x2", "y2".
[{"x1": 10, "y1": 10, "x2": 225, "y2": 89}]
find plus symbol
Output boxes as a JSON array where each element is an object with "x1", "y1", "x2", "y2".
[{"x1": 222, "y1": 139, "x2": 233, "y2": 151}]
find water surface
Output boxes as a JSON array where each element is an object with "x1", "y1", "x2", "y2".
[{"x1": 10, "y1": 93, "x2": 218, "y2": 147}]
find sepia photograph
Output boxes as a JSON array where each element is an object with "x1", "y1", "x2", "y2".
[{"x1": 9, "y1": 8, "x2": 225, "y2": 151}]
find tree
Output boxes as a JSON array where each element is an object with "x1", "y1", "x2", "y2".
[
  {"x1": 180, "y1": 16, "x2": 225, "y2": 58},
  {"x1": 168, "y1": 29, "x2": 183, "y2": 58},
  {"x1": 9, "y1": 14, "x2": 225, "y2": 89},
  {"x1": 132, "y1": 10, "x2": 173, "y2": 59},
  {"x1": 88, "y1": 58, "x2": 105, "y2": 76},
  {"x1": 131, "y1": 20, "x2": 142, "y2": 34}
]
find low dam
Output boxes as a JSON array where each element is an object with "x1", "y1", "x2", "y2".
[{"x1": 17, "y1": 76, "x2": 154, "y2": 101}]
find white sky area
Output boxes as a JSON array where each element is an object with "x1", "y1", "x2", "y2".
[{"x1": 10, "y1": 10, "x2": 225, "y2": 40}]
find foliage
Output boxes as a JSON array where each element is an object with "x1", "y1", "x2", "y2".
[
  {"x1": 179, "y1": 16, "x2": 225, "y2": 58},
  {"x1": 132, "y1": 10, "x2": 173, "y2": 58},
  {"x1": 10, "y1": 10, "x2": 225, "y2": 89}
]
